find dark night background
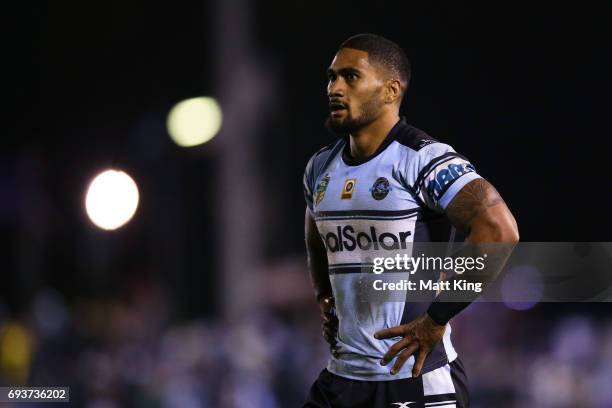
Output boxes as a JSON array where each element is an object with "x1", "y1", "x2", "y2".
[{"x1": 2, "y1": 1, "x2": 611, "y2": 407}]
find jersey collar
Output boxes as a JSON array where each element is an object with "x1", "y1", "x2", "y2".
[{"x1": 341, "y1": 117, "x2": 407, "y2": 166}]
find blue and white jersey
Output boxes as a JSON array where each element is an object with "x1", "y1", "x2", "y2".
[{"x1": 303, "y1": 118, "x2": 482, "y2": 381}]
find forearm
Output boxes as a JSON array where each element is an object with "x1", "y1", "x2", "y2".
[
  {"x1": 427, "y1": 179, "x2": 519, "y2": 325},
  {"x1": 307, "y1": 242, "x2": 332, "y2": 300},
  {"x1": 426, "y1": 239, "x2": 516, "y2": 325}
]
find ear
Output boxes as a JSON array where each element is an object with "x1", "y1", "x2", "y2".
[{"x1": 384, "y1": 79, "x2": 402, "y2": 104}]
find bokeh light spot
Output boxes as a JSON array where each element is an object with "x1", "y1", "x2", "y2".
[
  {"x1": 166, "y1": 97, "x2": 222, "y2": 147},
  {"x1": 85, "y1": 169, "x2": 140, "y2": 231}
]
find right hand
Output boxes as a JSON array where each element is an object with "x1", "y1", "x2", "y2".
[{"x1": 318, "y1": 295, "x2": 338, "y2": 346}]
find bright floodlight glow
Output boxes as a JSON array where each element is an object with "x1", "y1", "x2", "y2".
[
  {"x1": 166, "y1": 96, "x2": 222, "y2": 147},
  {"x1": 85, "y1": 169, "x2": 139, "y2": 231}
]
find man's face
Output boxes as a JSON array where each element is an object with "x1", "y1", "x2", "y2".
[{"x1": 326, "y1": 48, "x2": 387, "y2": 134}]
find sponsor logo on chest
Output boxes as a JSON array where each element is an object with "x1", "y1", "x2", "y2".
[{"x1": 319, "y1": 225, "x2": 412, "y2": 252}]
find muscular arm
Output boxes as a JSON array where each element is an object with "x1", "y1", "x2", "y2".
[
  {"x1": 305, "y1": 208, "x2": 338, "y2": 347},
  {"x1": 377, "y1": 178, "x2": 520, "y2": 377},
  {"x1": 305, "y1": 207, "x2": 332, "y2": 301}
]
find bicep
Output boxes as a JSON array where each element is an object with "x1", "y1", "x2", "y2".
[
  {"x1": 445, "y1": 178, "x2": 519, "y2": 242},
  {"x1": 305, "y1": 207, "x2": 331, "y2": 297}
]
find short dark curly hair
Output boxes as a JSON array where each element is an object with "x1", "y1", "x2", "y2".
[{"x1": 339, "y1": 33, "x2": 411, "y2": 98}]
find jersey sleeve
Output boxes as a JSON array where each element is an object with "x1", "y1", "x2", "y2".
[
  {"x1": 303, "y1": 154, "x2": 316, "y2": 211},
  {"x1": 303, "y1": 140, "x2": 343, "y2": 212},
  {"x1": 405, "y1": 143, "x2": 482, "y2": 212}
]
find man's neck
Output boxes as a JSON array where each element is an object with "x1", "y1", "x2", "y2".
[{"x1": 349, "y1": 113, "x2": 400, "y2": 161}]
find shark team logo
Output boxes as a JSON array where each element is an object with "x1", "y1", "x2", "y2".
[
  {"x1": 314, "y1": 174, "x2": 330, "y2": 206},
  {"x1": 370, "y1": 177, "x2": 391, "y2": 200}
]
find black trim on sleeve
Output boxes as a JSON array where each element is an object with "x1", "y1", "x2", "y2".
[{"x1": 413, "y1": 152, "x2": 469, "y2": 192}]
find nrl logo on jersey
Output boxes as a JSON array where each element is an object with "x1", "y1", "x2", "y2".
[{"x1": 314, "y1": 174, "x2": 330, "y2": 205}]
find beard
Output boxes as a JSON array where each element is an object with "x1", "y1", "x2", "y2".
[{"x1": 325, "y1": 91, "x2": 384, "y2": 135}]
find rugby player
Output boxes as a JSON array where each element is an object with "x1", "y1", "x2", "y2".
[{"x1": 303, "y1": 34, "x2": 519, "y2": 408}]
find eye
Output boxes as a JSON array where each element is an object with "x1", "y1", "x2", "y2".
[{"x1": 346, "y1": 72, "x2": 358, "y2": 82}]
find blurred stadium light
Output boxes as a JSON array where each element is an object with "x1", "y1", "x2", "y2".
[
  {"x1": 0, "y1": 322, "x2": 32, "y2": 384},
  {"x1": 85, "y1": 169, "x2": 140, "y2": 231},
  {"x1": 166, "y1": 96, "x2": 223, "y2": 147}
]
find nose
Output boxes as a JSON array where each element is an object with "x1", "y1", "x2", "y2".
[{"x1": 327, "y1": 78, "x2": 345, "y2": 98}]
